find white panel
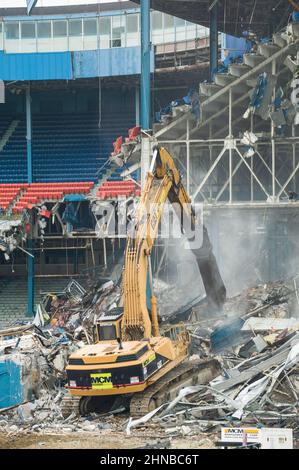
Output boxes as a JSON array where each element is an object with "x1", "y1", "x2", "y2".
[
  {"x1": 176, "y1": 28, "x2": 186, "y2": 42},
  {"x1": 200, "y1": 27, "x2": 209, "y2": 38},
  {"x1": 164, "y1": 30, "x2": 175, "y2": 43},
  {"x1": 20, "y1": 39, "x2": 37, "y2": 53},
  {"x1": 4, "y1": 40, "x2": 21, "y2": 53},
  {"x1": 126, "y1": 33, "x2": 139, "y2": 47},
  {"x1": 186, "y1": 25, "x2": 196, "y2": 40},
  {"x1": 120, "y1": 32, "x2": 126, "y2": 47},
  {"x1": 37, "y1": 38, "x2": 53, "y2": 52},
  {"x1": 99, "y1": 36, "x2": 110, "y2": 49},
  {"x1": 52, "y1": 37, "x2": 68, "y2": 52},
  {"x1": 69, "y1": 37, "x2": 83, "y2": 51},
  {"x1": 83, "y1": 35, "x2": 97, "y2": 50},
  {"x1": 152, "y1": 31, "x2": 163, "y2": 45}
]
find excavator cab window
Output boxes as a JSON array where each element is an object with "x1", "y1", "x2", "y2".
[
  {"x1": 164, "y1": 325, "x2": 187, "y2": 341},
  {"x1": 97, "y1": 323, "x2": 117, "y2": 341},
  {"x1": 164, "y1": 327, "x2": 177, "y2": 341}
]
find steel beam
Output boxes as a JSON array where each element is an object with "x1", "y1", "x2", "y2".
[
  {"x1": 235, "y1": 147, "x2": 270, "y2": 198},
  {"x1": 209, "y1": 0, "x2": 218, "y2": 81},
  {"x1": 140, "y1": 0, "x2": 151, "y2": 130},
  {"x1": 135, "y1": 85, "x2": 140, "y2": 126},
  {"x1": 192, "y1": 147, "x2": 227, "y2": 201},
  {"x1": 271, "y1": 60, "x2": 276, "y2": 199},
  {"x1": 26, "y1": 85, "x2": 34, "y2": 317},
  {"x1": 186, "y1": 119, "x2": 190, "y2": 193},
  {"x1": 27, "y1": 232, "x2": 35, "y2": 317},
  {"x1": 277, "y1": 161, "x2": 299, "y2": 198},
  {"x1": 26, "y1": 85, "x2": 33, "y2": 184},
  {"x1": 229, "y1": 89, "x2": 233, "y2": 203}
]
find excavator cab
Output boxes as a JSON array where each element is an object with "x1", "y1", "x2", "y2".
[
  {"x1": 163, "y1": 324, "x2": 190, "y2": 344},
  {"x1": 95, "y1": 308, "x2": 123, "y2": 342}
]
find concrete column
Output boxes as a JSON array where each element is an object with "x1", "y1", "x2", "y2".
[
  {"x1": 209, "y1": 0, "x2": 218, "y2": 81},
  {"x1": 27, "y1": 211, "x2": 35, "y2": 317},
  {"x1": 186, "y1": 119, "x2": 190, "y2": 194},
  {"x1": 140, "y1": 0, "x2": 151, "y2": 130},
  {"x1": 141, "y1": 136, "x2": 152, "y2": 187},
  {"x1": 26, "y1": 86, "x2": 34, "y2": 316},
  {"x1": 271, "y1": 60, "x2": 276, "y2": 200},
  {"x1": 26, "y1": 85, "x2": 33, "y2": 183},
  {"x1": 229, "y1": 89, "x2": 233, "y2": 203},
  {"x1": 135, "y1": 85, "x2": 140, "y2": 126}
]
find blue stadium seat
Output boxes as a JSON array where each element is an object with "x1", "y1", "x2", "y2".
[{"x1": 0, "y1": 111, "x2": 135, "y2": 183}]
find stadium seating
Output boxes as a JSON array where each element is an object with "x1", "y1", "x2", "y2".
[
  {"x1": 11, "y1": 182, "x2": 94, "y2": 213},
  {"x1": 97, "y1": 180, "x2": 141, "y2": 199},
  {"x1": 0, "y1": 111, "x2": 135, "y2": 183},
  {"x1": 0, "y1": 183, "x2": 29, "y2": 211}
]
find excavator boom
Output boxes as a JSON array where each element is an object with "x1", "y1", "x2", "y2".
[{"x1": 122, "y1": 146, "x2": 226, "y2": 340}]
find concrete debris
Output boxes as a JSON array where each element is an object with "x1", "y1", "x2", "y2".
[
  {"x1": 35, "y1": 278, "x2": 122, "y2": 340},
  {"x1": 122, "y1": 278, "x2": 299, "y2": 443},
  {"x1": 0, "y1": 277, "x2": 298, "y2": 447},
  {"x1": 0, "y1": 278, "x2": 126, "y2": 437},
  {"x1": 126, "y1": 405, "x2": 165, "y2": 435},
  {"x1": 0, "y1": 219, "x2": 23, "y2": 260},
  {"x1": 0, "y1": 322, "x2": 78, "y2": 410},
  {"x1": 241, "y1": 317, "x2": 299, "y2": 332},
  {"x1": 126, "y1": 331, "x2": 299, "y2": 439}
]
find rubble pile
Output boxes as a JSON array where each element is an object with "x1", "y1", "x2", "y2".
[
  {"x1": 0, "y1": 218, "x2": 23, "y2": 261},
  {"x1": 127, "y1": 334, "x2": 299, "y2": 441},
  {"x1": 0, "y1": 322, "x2": 122, "y2": 436},
  {"x1": 0, "y1": 323, "x2": 81, "y2": 405},
  {"x1": 0, "y1": 278, "x2": 124, "y2": 435},
  {"x1": 0, "y1": 277, "x2": 298, "y2": 446},
  {"x1": 190, "y1": 279, "x2": 297, "y2": 323},
  {"x1": 0, "y1": 406, "x2": 115, "y2": 436},
  {"x1": 38, "y1": 279, "x2": 122, "y2": 341},
  {"x1": 128, "y1": 280, "x2": 299, "y2": 442},
  {"x1": 0, "y1": 392, "x2": 120, "y2": 436}
]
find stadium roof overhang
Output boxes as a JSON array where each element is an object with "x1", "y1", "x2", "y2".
[
  {"x1": 0, "y1": 1, "x2": 137, "y2": 17},
  {"x1": 133, "y1": 0, "x2": 293, "y2": 37},
  {"x1": 0, "y1": 1, "x2": 293, "y2": 36}
]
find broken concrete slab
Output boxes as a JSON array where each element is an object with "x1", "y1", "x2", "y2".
[{"x1": 241, "y1": 317, "x2": 298, "y2": 331}]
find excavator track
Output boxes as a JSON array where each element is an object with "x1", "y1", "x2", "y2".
[
  {"x1": 61, "y1": 396, "x2": 81, "y2": 419},
  {"x1": 129, "y1": 358, "x2": 220, "y2": 418},
  {"x1": 61, "y1": 394, "x2": 122, "y2": 418}
]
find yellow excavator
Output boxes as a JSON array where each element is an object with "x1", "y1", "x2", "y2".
[{"x1": 62, "y1": 146, "x2": 226, "y2": 417}]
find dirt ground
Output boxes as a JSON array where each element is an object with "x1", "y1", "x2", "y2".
[{"x1": 0, "y1": 431, "x2": 216, "y2": 450}]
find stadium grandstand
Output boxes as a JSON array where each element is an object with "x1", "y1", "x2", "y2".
[
  {"x1": 0, "y1": 0, "x2": 298, "y2": 327},
  {"x1": 0, "y1": 0, "x2": 214, "y2": 322}
]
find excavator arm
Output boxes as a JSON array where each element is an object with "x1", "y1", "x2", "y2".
[{"x1": 122, "y1": 146, "x2": 226, "y2": 341}]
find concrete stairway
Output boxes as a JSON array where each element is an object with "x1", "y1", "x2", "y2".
[
  {"x1": 0, "y1": 120, "x2": 20, "y2": 152},
  {"x1": 154, "y1": 23, "x2": 299, "y2": 142},
  {"x1": 0, "y1": 277, "x2": 72, "y2": 328},
  {"x1": 92, "y1": 164, "x2": 116, "y2": 198}
]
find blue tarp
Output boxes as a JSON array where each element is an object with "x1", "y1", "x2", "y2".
[
  {"x1": 63, "y1": 194, "x2": 86, "y2": 203},
  {"x1": 221, "y1": 33, "x2": 251, "y2": 61}
]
